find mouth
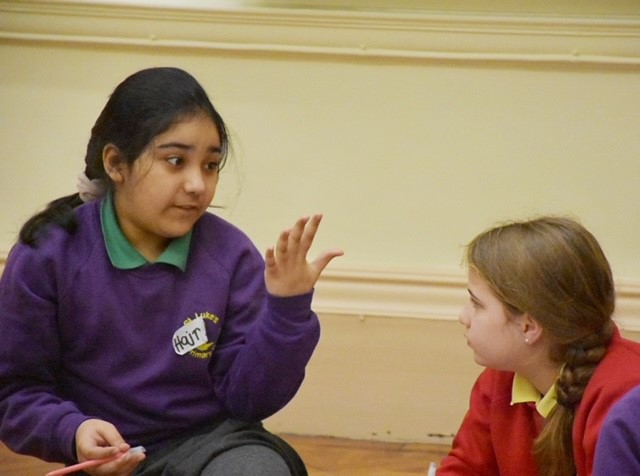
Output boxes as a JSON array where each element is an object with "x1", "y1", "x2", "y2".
[{"x1": 175, "y1": 204, "x2": 200, "y2": 212}]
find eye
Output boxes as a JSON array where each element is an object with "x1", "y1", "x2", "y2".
[
  {"x1": 167, "y1": 156, "x2": 184, "y2": 166},
  {"x1": 205, "y1": 160, "x2": 221, "y2": 172}
]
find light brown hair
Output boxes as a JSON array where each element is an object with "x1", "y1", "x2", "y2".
[{"x1": 467, "y1": 216, "x2": 614, "y2": 476}]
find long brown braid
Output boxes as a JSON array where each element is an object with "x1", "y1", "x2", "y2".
[{"x1": 467, "y1": 216, "x2": 615, "y2": 476}]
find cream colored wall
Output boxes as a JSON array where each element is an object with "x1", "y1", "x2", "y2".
[
  {"x1": 265, "y1": 315, "x2": 640, "y2": 444},
  {"x1": 1, "y1": 2, "x2": 640, "y2": 444},
  {"x1": 265, "y1": 314, "x2": 481, "y2": 444}
]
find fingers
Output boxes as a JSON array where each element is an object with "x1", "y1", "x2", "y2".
[
  {"x1": 89, "y1": 450, "x2": 145, "y2": 476},
  {"x1": 73, "y1": 419, "x2": 146, "y2": 476},
  {"x1": 264, "y1": 213, "x2": 342, "y2": 297},
  {"x1": 273, "y1": 215, "x2": 320, "y2": 260},
  {"x1": 76, "y1": 419, "x2": 127, "y2": 462},
  {"x1": 312, "y1": 248, "x2": 345, "y2": 273}
]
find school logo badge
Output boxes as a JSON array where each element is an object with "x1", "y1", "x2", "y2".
[{"x1": 172, "y1": 312, "x2": 220, "y2": 359}]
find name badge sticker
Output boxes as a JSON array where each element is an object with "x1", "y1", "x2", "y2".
[{"x1": 172, "y1": 317, "x2": 208, "y2": 355}]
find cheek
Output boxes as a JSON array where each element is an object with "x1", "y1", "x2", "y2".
[{"x1": 205, "y1": 176, "x2": 219, "y2": 198}]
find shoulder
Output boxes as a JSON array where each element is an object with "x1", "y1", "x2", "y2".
[
  {"x1": 1, "y1": 201, "x2": 103, "y2": 292},
  {"x1": 193, "y1": 213, "x2": 253, "y2": 246},
  {"x1": 189, "y1": 213, "x2": 262, "y2": 271},
  {"x1": 8, "y1": 201, "x2": 101, "y2": 264},
  {"x1": 597, "y1": 384, "x2": 640, "y2": 441},
  {"x1": 607, "y1": 384, "x2": 640, "y2": 417},
  {"x1": 581, "y1": 326, "x2": 640, "y2": 409},
  {"x1": 605, "y1": 327, "x2": 640, "y2": 357},
  {"x1": 45, "y1": 201, "x2": 102, "y2": 257},
  {"x1": 469, "y1": 368, "x2": 515, "y2": 405},
  {"x1": 593, "y1": 384, "x2": 640, "y2": 468},
  {"x1": 593, "y1": 326, "x2": 640, "y2": 380},
  {"x1": 475, "y1": 368, "x2": 514, "y2": 388}
]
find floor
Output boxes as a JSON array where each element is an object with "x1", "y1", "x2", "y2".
[
  {"x1": 0, "y1": 435, "x2": 449, "y2": 475},
  {"x1": 280, "y1": 434, "x2": 448, "y2": 475}
]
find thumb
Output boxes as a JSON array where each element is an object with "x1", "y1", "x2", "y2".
[{"x1": 312, "y1": 249, "x2": 344, "y2": 274}]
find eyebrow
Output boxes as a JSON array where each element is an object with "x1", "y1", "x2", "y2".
[
  {"x1": 156, "y1": 142, "x2": 222, "y2": 154},
  {"x1": 467, "y1": 288, "x2": 481, "y2": 302}
]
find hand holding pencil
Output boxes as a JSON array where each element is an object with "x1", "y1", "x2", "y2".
[
  {"x1": 45, "y1": 446, "x2": 146, "y2": 476},
  {"x1": 54, "y1": 419, "x2": 146, "y2": 476}
]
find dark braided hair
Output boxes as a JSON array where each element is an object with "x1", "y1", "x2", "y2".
[
  {"x1": 467, "y1": 216, "x2": 615, "y2": 476},
  {"x1": 19, "y1": 67, "x2": 229, "y2": 246}
]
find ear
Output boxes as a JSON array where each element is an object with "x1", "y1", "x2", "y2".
[
  {"x1": 520, "y1": 313, "x2": 544, "y2": 345},
  {"x1": 102, "y1": 144, "x2": 125, "y2": 183}
]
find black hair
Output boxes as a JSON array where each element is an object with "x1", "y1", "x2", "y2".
[{"x1": 19, "y1": 67, "x2": 229, "y2": 246}]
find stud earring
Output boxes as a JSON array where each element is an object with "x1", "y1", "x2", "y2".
[{"x1": 525, "y1": 338, "x2": 529, "y2": 344}]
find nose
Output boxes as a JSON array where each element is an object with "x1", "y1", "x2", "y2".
[
  {"x1": 458, "y1": 303, "x2": 471, "y2": 327},
  {"x1": 184, "y1": 168, "x2": 206, "y2": 194}
]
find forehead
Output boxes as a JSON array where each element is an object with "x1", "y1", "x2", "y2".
[
  {"x1": 468, "y1": 268, "x2": 498, "y2": 299},
  {"x1": 153, "y1": 114, "x2": 221, "y2": 145}
]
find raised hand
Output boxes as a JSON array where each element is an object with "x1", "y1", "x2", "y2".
[{"x1": 265, "y1": 214, "x2": 343, "y2": 297}]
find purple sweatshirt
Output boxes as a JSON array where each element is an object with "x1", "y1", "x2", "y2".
[
  {"x1": 593, "y1": 384, "x2": 640, "y2": 475},
  {"x1": 0, "y1": 200, "x2": 320, "y2": 464}
]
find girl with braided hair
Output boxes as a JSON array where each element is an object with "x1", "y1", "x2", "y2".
[{"x1": 437, "y1": 216, "x2": 640, "y2": 476}]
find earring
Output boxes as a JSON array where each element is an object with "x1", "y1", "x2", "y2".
[{"x1": 525, "y1": 338, "x2": 529, "y2": 344}]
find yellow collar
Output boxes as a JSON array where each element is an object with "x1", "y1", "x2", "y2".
[{"x1": 511, "y1": 373, "x2": 558, "y2": 418}]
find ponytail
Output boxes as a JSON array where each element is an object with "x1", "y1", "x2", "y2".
[
  {"x1": 18, "y1": 193, "x2": 83, "y2": 246},
  {"x1": 533, "y1": 320, "x2": 613, "y2": 476}
]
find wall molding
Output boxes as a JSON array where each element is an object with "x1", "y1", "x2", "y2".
[
  {"x1": 313, "y1": 265, "x2": 640, "y2": 333},
  {"x1": 1, "y1": 0, "x2": 639, "y2": 66},
  {"x1": 2, "y1": 247, "x2": 640, "y2": 331}
]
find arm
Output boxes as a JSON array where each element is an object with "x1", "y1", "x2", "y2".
[
  {"x1": 211, "y1": 214, "x2": 342, "y2": 421},
  {"x1": 0, "y1": 245, "x2": 88, "y2": 462},
  {"x1": 437, "y1": 370, "x2": 500, "y2": 476}
]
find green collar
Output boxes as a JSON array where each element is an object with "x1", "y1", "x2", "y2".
[{"x1": 100, "y1": 193, "x2": 191, "y2": 271}]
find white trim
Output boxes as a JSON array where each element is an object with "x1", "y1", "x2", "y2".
[
  {"x1": 314, "y1": 266, "x2": 467, "y2": 321},
  {"x1": 1, "y1": 1, "x2": 639, "y2": 66},
  {"x1": 313, "y1": 265, "x2": 640, "y2": 332},
  {"x1": 613, "y1": 283, "x2": 640, "y2": 332}
]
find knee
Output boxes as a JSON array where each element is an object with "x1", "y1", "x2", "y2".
[{"x1": 202, "y1": 444, "x2": 291, "y2": 476}]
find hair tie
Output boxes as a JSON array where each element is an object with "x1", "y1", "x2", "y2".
[{"x1": 77, "y1": 173, "x2": 107, "y2": 203}]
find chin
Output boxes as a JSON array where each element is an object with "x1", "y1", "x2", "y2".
[
  {"x1": 161, "y1": 225, "x2": 194, "y2": 239},
  {"x1": 167, "y1": 218, "x2": 200, "y2": 236},
  {"x1": 472, "y1": 355, "x2": 489, "y2": 367}
]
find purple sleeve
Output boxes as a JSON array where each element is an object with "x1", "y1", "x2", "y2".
[
  {"x1": 208, "y1": 247, "x2": 320, "y2": 421},
  {"x1": 0, "y1": 245, "x2": 88, "y2": 463},
  {"x1": 593, "y1": 386, "x2": 640, "y2": 475}
]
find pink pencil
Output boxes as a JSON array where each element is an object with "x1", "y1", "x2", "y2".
[{"x1": 45, "y1": 446, "x2": 146, "y2": 476}]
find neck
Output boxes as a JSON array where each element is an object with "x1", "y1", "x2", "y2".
[{"x1": 518, "y1": 355, "x2": 562, "y2": 395}]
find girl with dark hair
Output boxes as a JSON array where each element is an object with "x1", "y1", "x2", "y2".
[
  {"x1": 0, "y1": 67, "x2": 343, "y2": 475},
  {"x1": 437, "y1": 216, "x2": 640, "y2": 476}
]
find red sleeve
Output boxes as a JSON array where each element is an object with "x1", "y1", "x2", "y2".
[
  {"x1": 437, "y1": 369, "x2": 500, "y2": 475},
  {"x1": 573, "y1": 330, "x2": 640, "y2": 476},
  {"x1": 438, "y1": 369, "x2": 541, "y2": 476}
]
